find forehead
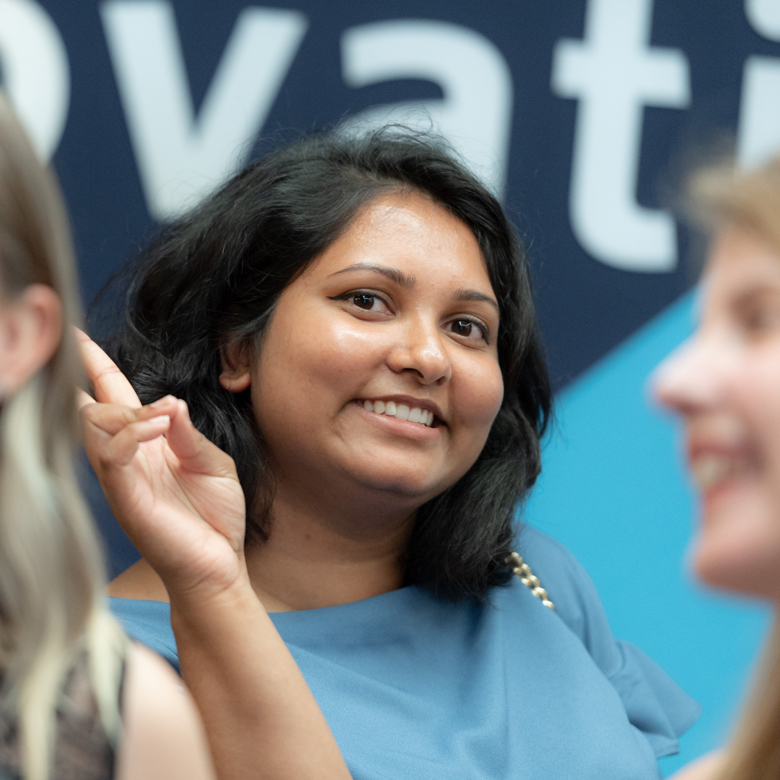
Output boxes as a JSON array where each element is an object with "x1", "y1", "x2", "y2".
[
  {"x1": 306, "y1": 192, "x2": 492, "y2": 286},
  {"x1": 705, "y1": 226, "x2": 780, "y2": 302}
]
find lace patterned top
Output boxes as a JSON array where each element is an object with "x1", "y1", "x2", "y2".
[{"x1": 0, "y1": 650, "x2": 124, "y2": 780}]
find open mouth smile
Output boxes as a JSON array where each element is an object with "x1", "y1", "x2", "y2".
[
  {"x1": 690, "y1": 452, "x2": 757, "y2": 492},
  {"x1": 355, "y1": 398, "x2": 442, "y2": 428}
]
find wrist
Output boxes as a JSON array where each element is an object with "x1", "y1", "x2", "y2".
[
  {"x1": 169, "y1": 573, "x2": 261, "y2": 633},
  {"x1": 158, "y1": 545, "x2": 249, "y2": 607}
]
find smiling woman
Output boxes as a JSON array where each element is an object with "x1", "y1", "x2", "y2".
[
  {"x1": 83, "y1": 128, "x2": 699, "y2": 779},
  {"x1": 98, "y1": 131, "x2": 546, "y2": 604},
  {"x1": 655, "y1": 156, "x2": 780, "y2": 780}
]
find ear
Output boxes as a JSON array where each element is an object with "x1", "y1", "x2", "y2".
[
  {"x1": 219, "y1": 339, "x2": 252, "y2": 393},
  {"x1": 0, "y1": 284, "x2": 62, "y2": 396}
]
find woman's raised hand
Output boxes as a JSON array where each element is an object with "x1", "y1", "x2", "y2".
[{"x1": 77, "y1": 329, "x2": 248, "y2": 601}]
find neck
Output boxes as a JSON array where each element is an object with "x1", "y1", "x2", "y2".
[{"x1": 245, "y1": 482, "x2": 416, "y2": 613}]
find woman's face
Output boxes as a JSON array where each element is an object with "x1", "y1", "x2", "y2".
[
  {"x1": 234, "y1": 192, "x2": 504, "y2": 514},
  {"x1": 654, "y1": 226, "x2": 780, "y2": 600}
]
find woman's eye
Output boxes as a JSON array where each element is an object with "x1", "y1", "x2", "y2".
[
  {"x1": 330, "y1": 290, "x2": 392, "y2": 314},
  {"x1": 448, "y1": 318, "x2": 488, "y2": 343},
  {"x1": 352, "y1": 293, "x2": 377, "y2": 310},
  {"x1": 740, "y1": 302, "x2": 780, "y2": 336}
]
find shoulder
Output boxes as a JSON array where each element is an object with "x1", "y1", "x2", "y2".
[
  {"x1": 514, "y1": 522, "x2": 590, "y2": 587},
  {"x1": 117, "y1": 644, "x2": 215, "y2": 780},
  {"x1": 109, "y1": 597, "x2": 179, "y2": 671},
  {"x1": 512, "y1": 524, "x2": 702, "y2": 757},
  {"x1": 669, "y1": 751, "x2": 726, "y2": 780},
  {"x1": 513, "y1": 523, "x2": 601, "y2": 641},
  {"x1": 109, "y1": 559, "x2": 168, "y2": 602}
]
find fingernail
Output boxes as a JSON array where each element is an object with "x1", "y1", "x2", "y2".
[
  {"x1": 179, "y1": 399, "x2": 193, "y2": 424},
  {"x1": 149, "y1": 395, "x2": 175, "y2": 409}
]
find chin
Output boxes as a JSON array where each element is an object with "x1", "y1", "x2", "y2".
[
  {"x1": 349, "y1": 465, "x2": 450, "y2": 500},
  {"x1": 692, "y1": 534, "x2": 780, "y2": 600}
]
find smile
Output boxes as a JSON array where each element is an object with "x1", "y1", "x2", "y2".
[
  {"x1": 357, "y1": 399, "x2": 438, "y2": 428},
  {"x1": 690, "y1": 452, "x2": 756, "y2": 491}
]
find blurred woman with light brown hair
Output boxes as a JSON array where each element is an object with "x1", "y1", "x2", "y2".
[
  {"x1": 655, "y1": 156, "x2": 780, "y2": 780},
  {"x1": 0, "y1": 91, "x2": 215, "y2": 780}
]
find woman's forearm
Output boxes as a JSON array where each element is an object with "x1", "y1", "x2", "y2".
[{"x1": 170, "y1": 582, "x2": 352, "y2": 780}]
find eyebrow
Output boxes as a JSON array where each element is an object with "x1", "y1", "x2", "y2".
[
  {"x1": 329, "y1": 263, "x2": 416, "y2": 288},
  {"x1": 329, "y1": 263, "x2": 499, "y2": 312},
  {"x1": 454, "y1": 287, "x2": 499, "y2": 313}
]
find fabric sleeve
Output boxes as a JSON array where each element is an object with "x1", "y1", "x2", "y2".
[
  {"x1": 108, "y1": 597, "x2": 180, "y2": 673},
  {"x1": 517, "y1": 524, "x2": 702, "y2": 758}
]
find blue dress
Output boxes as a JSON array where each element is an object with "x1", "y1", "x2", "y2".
[{"x1": 110, "y1": 525, "x2": 700, "y2": 779}]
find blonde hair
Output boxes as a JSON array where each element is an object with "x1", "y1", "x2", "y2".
[
  {"x1": 0, "y1": 93, "x2": 125, "y2": 780},
  {"x1": 715, "y1": 621, "x2": 780, "y2": 780},
  {"x1": 690, "y1": 155, "x2": 780, "y2": 252},
  {"x1": 689, "y1": 157, "x2": 780, "y2": 780}
]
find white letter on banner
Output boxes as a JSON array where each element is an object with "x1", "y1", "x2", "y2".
[
  {"x1": 341, "y1": 21, "x2": 513, "y2": 199},
  {"x1": 101, "y1": 2, "x2": 307, "y2": 221},
  {"x1": 0, "y1": 0, "x2": 69, "y2": 161},
  {"x1": 738, "y1": 1, "x2": 780, "y2": 168},
  {"x1": 551, "y1": 0, "x2": 690, "y2": 272},
  {"x1": 745, "y1": 0, "x2": 780, "y2": 40}
]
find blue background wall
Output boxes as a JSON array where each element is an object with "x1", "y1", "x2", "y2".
[{"x1": 3, "y1": 0, "x2": 778, "y2": 773}]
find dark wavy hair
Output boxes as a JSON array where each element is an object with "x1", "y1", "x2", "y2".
[{"x1": 94, "y1": 128, "x2": 551, "y2": 602}]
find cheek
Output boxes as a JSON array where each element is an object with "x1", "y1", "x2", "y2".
[
  {"x1": 253, "y1": 304, "x2": 386, "y2": 415},
  {"x1": 289, "y1": 322, "x2": 389, "y2": 400},
  {"x1": 733, "y1": 351, "x2": 780, "y2": 472},
  {"x1": 456, "y1": 358, "x2": 504, "y2": 435},
  {"x1": 696, "y1": 348, "x2": 780, "y2": 596}
]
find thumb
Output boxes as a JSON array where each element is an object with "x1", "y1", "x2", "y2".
[{"x1": 166, "y1": 399, "x2": 238, "y2": 478}]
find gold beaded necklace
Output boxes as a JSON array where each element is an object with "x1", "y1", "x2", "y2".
[{"x1": 506, "y1": 552, "x2": 555, "y2": 610}]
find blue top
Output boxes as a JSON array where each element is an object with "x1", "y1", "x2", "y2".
[{"x1": 110, "y1": 525, "x2": 700, "y2": 779}]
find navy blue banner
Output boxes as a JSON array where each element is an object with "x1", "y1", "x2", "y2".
[{"x1": 5, "y1": 1, "x2": 779, "y2": 386}]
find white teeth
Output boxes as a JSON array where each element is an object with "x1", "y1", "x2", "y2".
[
  {"x1": 690, "y1": 454, "x2": 750, "y2": 491},
  {"x1": 691, "y1": 457, "x2": 725, "y2": 491},
  {"x1": 360, "y1": 400, "x2": 435, "y2": 427}
]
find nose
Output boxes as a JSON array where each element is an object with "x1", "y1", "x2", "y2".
[
  {"x1": 387, "y1": 316, "x2": 452, "y2": 385},
  {"x1": 651, "y1": 333, "x2": 725, "y2": 415}
]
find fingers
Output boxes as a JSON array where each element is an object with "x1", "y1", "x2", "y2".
[
  {"x1": 77, "y1": 387, "x2": 95, "y2": 410},
  {"x1": 97, "y1": 415, "x2": 172, "y2": 468},
  {"x1": 80, "y1": 396, "x2": 177, "y2": 476},
  {"x1": 81, "y1": 395, "x2": 177, "y2": 437},
  {"x1": 81, "y1": 403, "x2": 171, "y2": 481},
  {"x1": 75, "y1": 327, "x2": 141, "y2": 408},
  {"x1": 166, "y1": 399, "x2": 238, "y2": 477},
  {"x1": 81, "y1": 392, "x2": 237, "y2": 483}
]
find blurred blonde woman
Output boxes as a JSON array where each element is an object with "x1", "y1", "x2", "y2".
[
  {"x1": 0, "y1": 92, "x2": 215, "y2": 780},
  {"x1": 655, "y1": 156, "x2": 780, "y2": 780}
]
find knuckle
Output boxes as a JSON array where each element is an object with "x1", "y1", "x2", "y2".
[
  {"x1": 97, "y1": 449, "x2": 117, "y2": 469},
  {"x1": 79, "y1": 405, "x2": 99, "y2": 425},
  {"x1": 94, "y1": 364, "x2": 121, "y2": 381}
]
